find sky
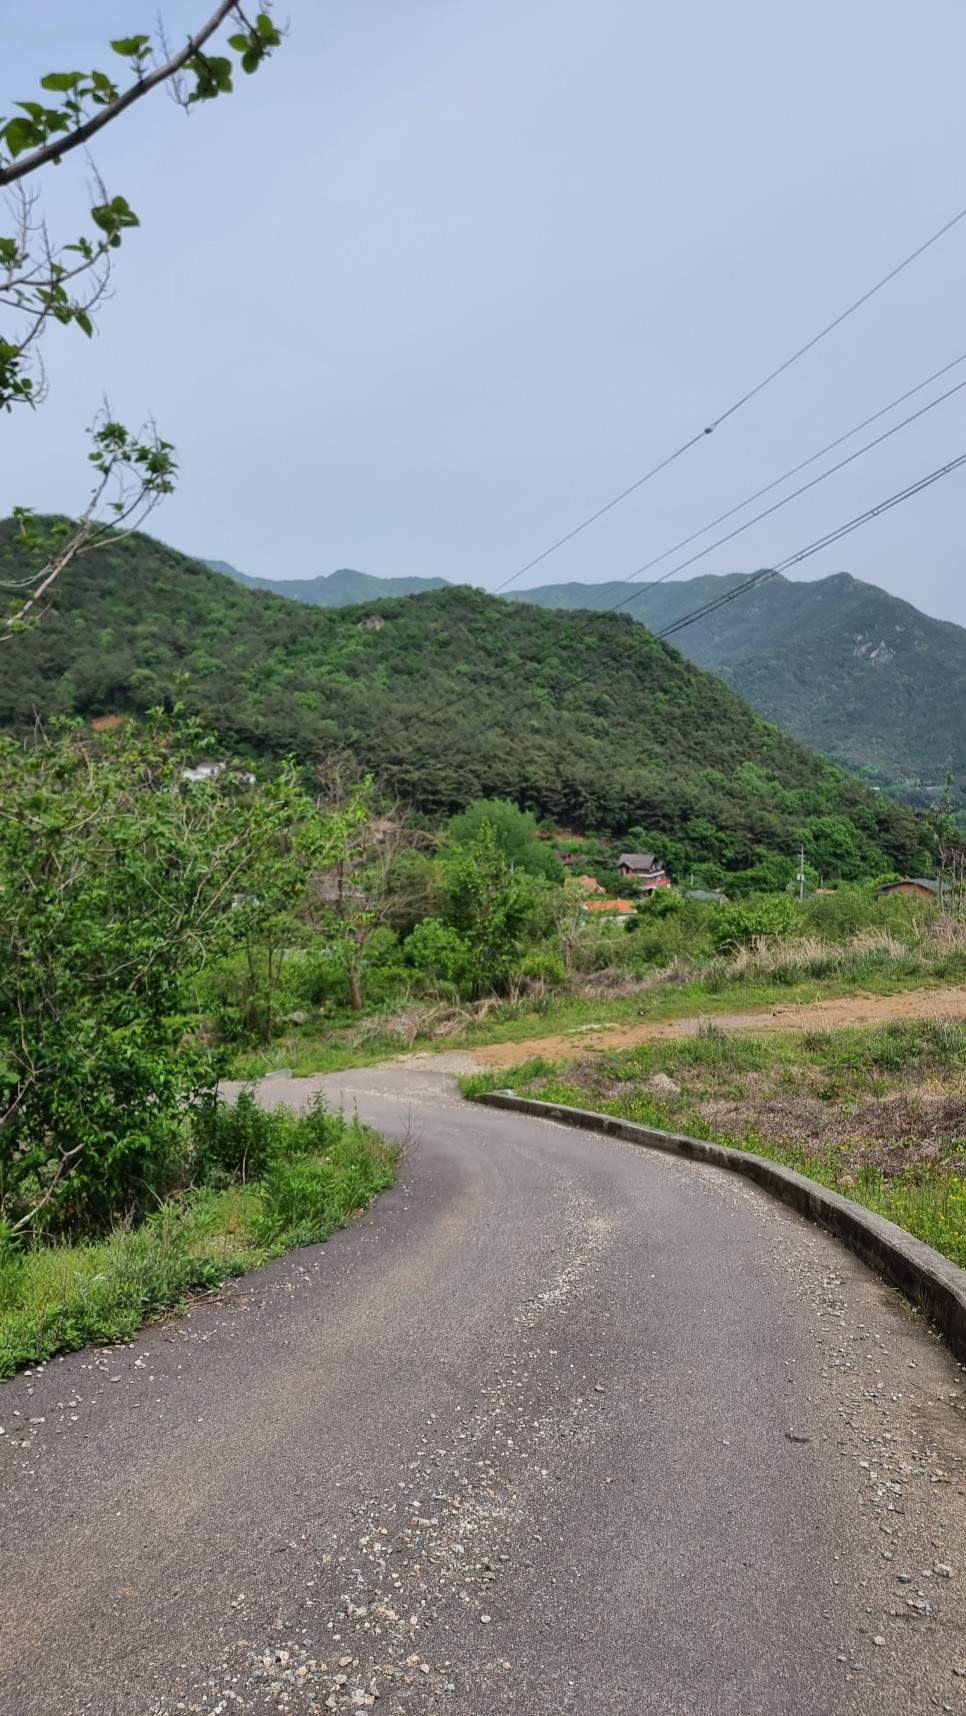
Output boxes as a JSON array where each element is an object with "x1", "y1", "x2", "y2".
[{"x1": 4, "y1": 2, "x2": 966, "y2": 624}]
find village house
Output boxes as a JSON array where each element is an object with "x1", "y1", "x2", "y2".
[
  {"x1": 876, "y1": 878, "x2": 941, "y2": 901},
  {"x1": 580, "y1": 897, "x2": 638, "y2": 920},
  {"x1": 616, "y1": 853, "x2": 670, "y2": 897}
]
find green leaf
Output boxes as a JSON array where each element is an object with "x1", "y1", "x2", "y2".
[
  {"x1": 75, "y1": 310, "x2": 93, "y2": 338},
  {"x1": 110, "y1": 36, "x2": 151, "y2": 58},
  {"x1": 2, "y1": 117, "x2": 39, "y2": 158},
  {"x1": 39, "y1": 72, "x2": 84, "y2": 94}
]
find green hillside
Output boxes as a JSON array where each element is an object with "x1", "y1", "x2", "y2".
[
  {"x1": 208, "y1": 555, "x2": 966, "y2": 806},
  {"x1": 0, "y1": 523, "x2": 927, "y2": 879},
  {"x1": 508, "y1": 572, "x2": 966, "y2": 805}
]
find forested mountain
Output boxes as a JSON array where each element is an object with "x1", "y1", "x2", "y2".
[
  {"x1": 508, "y1": 572, "x2": 966, "y2": 806},
  {"x1": 204, "y1": 559, "x2": 448, "y2": 604},
  {"x1": 0, "y1": 524, "x2": 928, "y2": 881},
  {"x1": 211, "y1": 555, "x2": 966, "y2": 805}
]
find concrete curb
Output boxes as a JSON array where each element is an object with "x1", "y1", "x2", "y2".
[{"x1": 472, "y1": 1090, "x2": 966, "y2": 1365}]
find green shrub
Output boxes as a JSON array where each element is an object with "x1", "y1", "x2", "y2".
[
  {"x1": 191, "y1": 1089, "x2": 279, "y2": 1183},
  {"x1": 404, "y1": 918, "x2": 471, "y2": 988},
  {"x1": 518, "y1": 947, "x2": 568, "y2": 985},
  {"x1": 0, "y1": 1100, "x2": 396, "y2": 1377},
  {"x1": 710, "y1": 895, "x2": 802, "y2": 951}
]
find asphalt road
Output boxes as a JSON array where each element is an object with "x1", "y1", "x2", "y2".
[{"x1": 3, "y1": 1054, "x2": 966, "y2": 1715}]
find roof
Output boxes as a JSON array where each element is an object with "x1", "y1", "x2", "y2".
[
  {"x1": 617, "y1": 853, "x2": 662, "y2": 872},
  {"x1": 877, "y1": 877, "x2": 941, "y2": 894},
  {"x1": 581, "y1": 898, "x2": 638, "y2": 914},
  {"x1": 684, "y1": 889, "x2": 727, "y2": 902}
]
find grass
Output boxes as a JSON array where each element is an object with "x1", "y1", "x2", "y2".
[
  {"x1": 0, "y1": 1096, "x2": 396, "y2": 1380},
  {"x1": 462, "y1": 1020, "x2": 966, "y2": 1272},
  {"x1": 228, "y1": 960, "x2": 966, "y2": 1077}
]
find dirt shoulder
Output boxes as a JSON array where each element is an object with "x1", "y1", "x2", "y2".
[{"x1": 473, "y1": 982, "x2": 966, "y2": 1069}]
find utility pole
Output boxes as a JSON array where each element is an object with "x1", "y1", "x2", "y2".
[{"x1": 798, "y1": 844, "x2": 805, "y2": 902}]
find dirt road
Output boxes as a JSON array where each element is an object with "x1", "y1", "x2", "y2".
[
  {"x1": 472, "y1": 982, "x2": 966, "y2": 1070},
  {"x1": 3, "y1": 1055, "x2": 966, "y2": 1713}
]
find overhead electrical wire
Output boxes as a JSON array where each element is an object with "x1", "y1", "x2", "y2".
[
  {"x1": 655, "y1": 451, "x2": 966, "y2": 642},
  {"x1": 480, "y1": 449, "x2": 966, "y2": 719},
  {"x1": 416, "y1": 368, "x2": 966, "y2": 726},
  {"x1": 561, "y1": 348, "x2": 966, "y2": 609},
  {"x1": 488, "y1": 197, "x2": 966, "y2": 597},
  {"x1": 550, "y1": 366, "x2": 966, "y2": 632}
]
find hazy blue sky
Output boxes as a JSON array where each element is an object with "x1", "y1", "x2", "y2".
[{"x1": 5, "y1": 3, "x2": 966, "y2": 622}]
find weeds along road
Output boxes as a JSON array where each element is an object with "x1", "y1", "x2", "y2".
[
  {"x1": 3, "y1": 1055, "x2": 966, "y2": 1715},
  {"x1": 471, "y1": 982, "x2": 966, "y2": 1070}
]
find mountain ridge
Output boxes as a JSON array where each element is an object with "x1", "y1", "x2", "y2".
[
  {"x1": 204, "y1": 559, "x2": 449, "y2": 604},
  {"x1": 0, "y1": 522, "x2": 928, "y2": 883},
  {"x1": 200, "y1": 558, "x2": 966, "y2": 803}
]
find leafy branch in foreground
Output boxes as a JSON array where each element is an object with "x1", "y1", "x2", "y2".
[
  {"x1": 0, "y1": 7, "x2": 281, "y2": 413},
  {"x1": 1, "y1": 9, "x2": 281, "y2": 622},
  {"x1": 2, "y1": 416, "x2": 176, "y2": 638}
]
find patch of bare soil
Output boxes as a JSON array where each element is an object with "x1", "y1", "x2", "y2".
[
  {"x1": 473, "y1": 983, "x2": 966, "y2": 1070},
  {"x1": 701, "y1": 1091, "x2": 966, "y2": 1176}
]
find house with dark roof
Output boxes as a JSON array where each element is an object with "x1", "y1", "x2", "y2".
[
  {"x1": 876, "y1": 878, "x2": 941, "y2": 901},
  {"x1": 616, "y1": 853, "x2": 669, "y2": 896}
]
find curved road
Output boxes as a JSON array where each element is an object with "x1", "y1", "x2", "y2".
[{"x1": 2, "y1": 1054, "x2": 966, "y2": 1715}]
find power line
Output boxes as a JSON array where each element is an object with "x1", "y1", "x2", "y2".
[
  {"x1": 419, "y1": 371, "x2": 966, "y2": 726},
  {"x1": 490, "y1": 197, "x2": 966, "y2": 597},
  {"x1": 706, "y1": 203, "x2": 966, "y2": 431},
  {"x1": 553, "y1": 365, "x2": 966, "y2": 631},
  {"x1": 547, "y1": 348, "x2": 966, "y2": 608},
  {"x1": 489, "y1": 429, "x2": 709, "y2": 595},
  {"x1": 413, "y1": 447, "x2": 966, "y2": 733},
  {"x1": 522, "y1": 450, "x2": 966, "y2": 712},
  {"x1": 656, "y1": 452, "x2": 966, "y2": 642}
]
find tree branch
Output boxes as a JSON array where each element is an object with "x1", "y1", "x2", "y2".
[{"x1": 0, "y1": 3, "x2": 237, "y2": 188}]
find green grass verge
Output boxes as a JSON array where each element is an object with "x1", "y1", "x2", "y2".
[
  {"x1": 0, "y1": 1097, "x2": 396, "y2": 1380},
  {"x1": 228, "y1": 957, "x2": 966, "y2": 1081},
  {"x1": 461, "y1": 1022, "x2": 966, "y2": 1271}
]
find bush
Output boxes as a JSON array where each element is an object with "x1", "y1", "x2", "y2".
[
  {"x1": 404, "y1": 919, "x2": 471, "y2": 988},
  {"x1": 191, "y1": 1090, "x2": 345, "y2": 1185},
  {"x1": 0, "y1": 1099, "x2": 396, "y2": 1376},
  {"x1": 637, "y1": 889, "x2": 683, "y2": 918},
  {"x1": 0, "y1": 719, "x2": 332, "y2": 1237},
  {"x1": 517, "y1": 947, "x2": 568, "y2": 985},
  {"x1": 710, "y1": 895, "x2": 802, "y2": 951},
  {"x1": 191, "y1": 1089, "x2": 280, "y2": 1183}
]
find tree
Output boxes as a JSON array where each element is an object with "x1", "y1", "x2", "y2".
[
  {"x1": 305, "y1": 775, "x2": 418, "y2": 1013},
  {"x1": 447, "y1": 798, "x2": 563, "y2": 882},
  {"x1": 442, "y1": 822, "x2": 541, "y2": 994},
  {"x1": 929, "y1": 776, "x2": 965, "y2": 914},
  {"x1": 1, "y1": 8, "x2": 281, "y2": 633},
  {"x1": 0, "y1": 714, "x2": 316, "y2": 1237}
]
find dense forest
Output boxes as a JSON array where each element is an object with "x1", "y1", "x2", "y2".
[
  {"x1": 0, "y1": 522, "x2": 931, "y2": 881},
  {"x1": 212, "y1": 552, "x2": 966, "y2": 809},
  {"x1": 507, "y1": 570, "x2": 966, "y2": 806}
]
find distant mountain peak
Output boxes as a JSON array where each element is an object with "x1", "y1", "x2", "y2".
[{"x1": 202, "y1": 559, "x2": 450, "y2": 606}]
